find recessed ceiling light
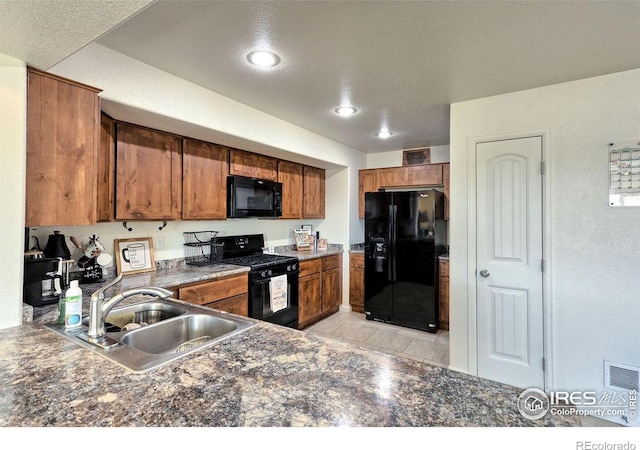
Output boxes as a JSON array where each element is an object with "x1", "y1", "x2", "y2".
[
  {"x1": 334, "y1": 106, "x2": 358, "y2": 117},
  {"x1": 375, "y1": 131, "x2": 394, "y2": 139},
  {"x1": 247, "y1": 50, "x2": 281, "y2": 67}
]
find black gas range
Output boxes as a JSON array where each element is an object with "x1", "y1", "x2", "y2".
[{"x1": 218, "y1": 234, "x2": 299, "y2": 329}]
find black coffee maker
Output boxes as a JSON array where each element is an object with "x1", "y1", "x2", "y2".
[{"x1": 24, "y1": 258, "x2": 62, "y2": 306}]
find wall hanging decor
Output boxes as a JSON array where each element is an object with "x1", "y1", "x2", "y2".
[
  {"x1": 609, "y1": 141, "x2": 640, "y2": 207},
  {"x1": 114, "y1": 237, "x2": 155, "y2": 275}
]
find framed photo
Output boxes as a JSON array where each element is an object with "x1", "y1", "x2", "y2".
[
  {"x1": 294, "y1": 229, "x2": 314, "y2": 250},
  {"x1": 301, "y1": 224, "x2": 313, "y2": 235},
  {"x1": 114, "y1": 237, "x2": 155, "y2": 275},
  {"x1": 402, "y1": 148, "x2": 431, "y2": 166}
]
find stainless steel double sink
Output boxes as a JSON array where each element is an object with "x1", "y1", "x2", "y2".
[{"x1": 46, "y1": 298, "x2": 256, "y2": 372}]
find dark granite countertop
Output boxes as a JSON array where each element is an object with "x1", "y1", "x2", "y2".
[
  {"x1": 0, "y1": 306, "x2": 578, "y2": 427},
  {"x1": 269, "y1": 244, "x2": 343, "y2": 261},
  {"x1": 7, "y1": 246, "x2": 578, "y2": 427}
]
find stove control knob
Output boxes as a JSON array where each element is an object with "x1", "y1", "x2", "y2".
[
  {"x1": 267, "y1": 269, "x2": 273, "y2": 277},
  {"x1": 260, "y1": 271, "x2": 267, "y2": 278}
]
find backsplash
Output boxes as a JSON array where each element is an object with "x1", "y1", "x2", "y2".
[{"x1": 28, "y1": 219, "x2": 325, "y2": 269}]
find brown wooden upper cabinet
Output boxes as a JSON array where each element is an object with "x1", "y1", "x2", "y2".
[
  {"x1": 115, "y1": 123, "x2": 183, "y2": 220},
  {"x1": 26, "y1": 67, "x2": 101, "y2": 226},
  {"x1": 358, "y1": 169, "x2": 379, "y2": 218},
  {"x1": 97, "y1": 112, "x2": 116, "y2": 222},
  {"x1": 302, "y1": 166, "x2": 325, "y2": 219},
  {"x1": 96, "y1": 115, "x2": 327, "y2": 222},
  {"x1": 407, "y1": 164, "x2": 442, "y2": 185},
  {"x1": 182, "y1": 138, "x2": 228, "y2": 220},
  {"x1": 377, "y1": 164, "x2": 442, "y2": 187},
  {"x1": 277, "y1": 160, "x2": 303, "y2": 219},
  {"x1": 229, "y1": 148, "x2": 278, "y2": 181},
  {"x1": 358, "y1": 163, "x2": 449, "y2": 218}
]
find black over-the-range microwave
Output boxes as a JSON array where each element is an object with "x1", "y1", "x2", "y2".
[{"x1": 227, "y1": 175, "x2": 283, "y2": 218}]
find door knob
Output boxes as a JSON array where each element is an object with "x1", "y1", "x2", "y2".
[{"x1": 479, "y1": 269, "x2": 490, "y2": 278}]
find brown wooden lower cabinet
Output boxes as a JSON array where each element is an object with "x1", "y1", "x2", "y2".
[
  {"x1": 176, "y1": 273, "x2": 249, "y2": 317},
  {"x1": 349, "y1": 253, "x2": 365, "y2": 313},
  {"x1": 298, "y1": 254, "x2": 342, "y2": 329},
  {"x1": 438, "y1": 258, "x2": 449, "y2": 330}
]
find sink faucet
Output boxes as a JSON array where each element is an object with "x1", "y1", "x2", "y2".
[{"x1": 86, "y1": 273, "x2": 173, "y2": 342}]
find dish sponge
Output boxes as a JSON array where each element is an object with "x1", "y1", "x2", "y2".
[{"x1": 104, "y1": 312, "x2": 136, "y2": 329}]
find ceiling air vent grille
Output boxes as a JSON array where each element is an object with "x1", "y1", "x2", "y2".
[{"x1": 604, "y1": 360, "x2": 640, "y2": 392}]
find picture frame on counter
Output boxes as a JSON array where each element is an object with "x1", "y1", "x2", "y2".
[
  {"x1": 294, "y1": 229, "x2": 314, "y2": 251},
  {"x1": 301, "y1": 224, "x2": 313, "y2": 235},
  {"x1": 114, "y1": 237, "x2": 156, "y2": 275}
]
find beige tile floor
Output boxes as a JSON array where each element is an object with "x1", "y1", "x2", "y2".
[
  {"x1": 305, "y1": 310, "x2": 449, "y2": 368},
  {"x1": 305, "y1": 310, "x2": 621, "y2": 428}
]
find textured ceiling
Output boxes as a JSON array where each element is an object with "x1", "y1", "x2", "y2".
[
  {"x1": 0, "y1": 0, "x2": 153, "y2": 69},
  {"x1": 2, "y1": 1, "x2": 640, "y2": 152},
  {"x1": 95, "y1": 1, "x2": 640, "y2": 152}
]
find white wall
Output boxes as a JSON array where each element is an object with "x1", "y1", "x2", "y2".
[
  {"x1": 0, "y1": 54, "x2": 26, "y2": 329},
  {"x1": 366, "y1": 145, "x2": 450, "y2": 168},
  {"x1": 449, "y1": 69, "x2": 640, "y2": 404}
]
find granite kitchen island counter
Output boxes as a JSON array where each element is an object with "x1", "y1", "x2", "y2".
[{"x1": 0, "y1": 300, "x2": 578, "y2": 427}]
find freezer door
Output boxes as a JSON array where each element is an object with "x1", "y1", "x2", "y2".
[
  {"x1": 392, "y1": 191, "x2": 439, "y2": 332},
  {"x1": 364, "y1": 192, "x2": 393, "y2": 321}
]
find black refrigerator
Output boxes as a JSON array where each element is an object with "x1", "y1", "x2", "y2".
[{"x1": 364, "y1": 190, "x2": 447, "y2": 333}]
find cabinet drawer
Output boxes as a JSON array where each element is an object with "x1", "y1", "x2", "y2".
[
  {"x1": 178, "y1": 274, "x2": 248, "y2": 305},
  {"x1": 350, "y1": 253, "x2": 364, "y2": 268},
  {"x1": 203, "y1": 293, "x2": 248, "y2": 317},
  {"x1": 299, "y1": 258, "x2": 323, "y2": 277},
  {"x1": 439, "y1": 259, "x2": 449, "y2": 277},
  {"x1": 322, "y1": 254, "x2": 341, "y2": 271}
]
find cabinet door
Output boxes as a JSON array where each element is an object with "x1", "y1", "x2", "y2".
[
  {"x1": 26, "y1": 68, "x2": 101, "y2": 226},
  {"x1": 183, "y1": 138, "x2": 228, "y2": 220},
  {"x1": 298, "y1": 273, "x2": 322, "y2": 328},
  {"x1": 358, "y1": 169, "x2": 379, "y2": 218},
  {"x1": 349, "y1": 253, "x2": 365, "y2": 313},
  {"x1": 408, "y1": 164, "x2": 443, "y2": 185},
  {"x1": 322, "y1": 267, "x2": 341, "y2": 313},
  {"x1": 97, "y1": 112, "x2": 116, "y2": 222},
  {"x1": 302, "y1": 166, "x2": 325, "y2": 218},
  {"x1": 115, "y1": 124, "x2": 182, "y2": 220},
  {"x1": 277, "y1": 160, "x2": 303, "y2": 219},
  {"x1": 254, "y1": 153, "x2": 278, "y2": 181},
  {"x1": 229, "y1": 148, "x2": 277, "y2": 181},
  {"x1": 377, "y1": 167, "x2": 409, "y2": 187},
  {"x1": 442, "y1": 163, "x2": 450, "y2": 220}
]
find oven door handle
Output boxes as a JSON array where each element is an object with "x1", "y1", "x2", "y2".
[{"x1": 252, "y1": 272, "x2": 299, "y2": 284}]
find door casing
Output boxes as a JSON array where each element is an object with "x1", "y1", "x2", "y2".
[{"x1": 465, "y1": 129, "x2": 553, "y2": 391}]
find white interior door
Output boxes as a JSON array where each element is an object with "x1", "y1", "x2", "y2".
[{"x1": 476, "y1": 136, "x2": 544, "y2": 389}]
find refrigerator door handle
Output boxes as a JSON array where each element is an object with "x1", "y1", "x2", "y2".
[
  {"x1": 392, "y1": 204, "x2": 397, "y2": 282},
  {"x1": 387, "y1": 205, "x2": 393, "y2": 281}
]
